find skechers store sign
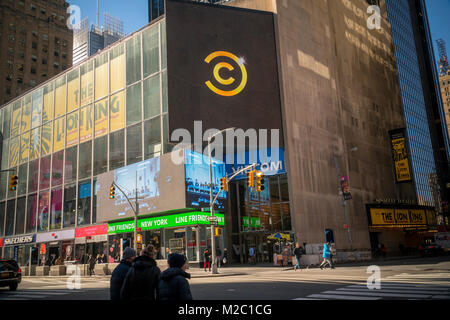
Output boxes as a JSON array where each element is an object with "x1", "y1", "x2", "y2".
[
  {"x1": 226, "y1": 148, "x2": 285, "y2": 179},
  {"x1": 3, "y1": 234, "x2": 36, "y2": 246},
  {"x1": 108, "y1": 212, "x2": 225, "y2": 234}
]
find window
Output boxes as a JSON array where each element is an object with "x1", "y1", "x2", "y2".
[
  {"x1": 110, "y1": 44, "x2": 125, "y2": 93},
  {"x1": 93, "y1": 135, "x2": 107, "y2": 175},
  {"x1": 144, "y1": 74, "x2": 161, "y2": 119},
  {"x1": 144, "y1": 117, "x2": 161, "y2": 159},
  {"x1": 126, "y1": 82, "x2": 142, "y2": 125},
  {"x1": 41, "y1": 8, "x2": 46, "y2": 15},
  {"x1": 110, "y1": 90, "x2": 125, "y2": 132},
  {"x1": 32, "y1": 42, "x2": 37, "y2": 49},
  {"x1": 126, "y1": 35, "x2": 141, "y2": 85},
  {"x1": 15, "y1": 197, "x2": 26, "y2": 235},
  {"x1": 95, "y1": 53, "x2": 108, "y2": 99},
  {"x1": 31, "y1": 55, "x2": 37, "y2": 62},
  {"x1": 39, "y1": 155, "x2": 51, "y2": 190},
  {"x1": 31, "y1": 67, "x2": 36, "y2": 74},
  {"x1": 79, "y1": 141, "x2": 92, "y2": 179},
  {"x1": 26, "y1": 194, "x2": 37, "y2": 233},
  {"x1": 6, "y1": 200, "x2": 16, "y2": 236},
  {"x1": 42, "y1": 58, "x2": 47, "y2": 65},
  {"x1": 80, "y1": 62, "x2": 93, "y2": 106},
  {"x1": 67, "y1": 69, "x2": 79, "y2": 112},
  {"x1": 54, "y1": 76, "x2": 66, "y2": 117},
  {"x1": 63, "y1": 184, "x2": 76, "y2": 228},
  {"x1": 18, "y1": 163, "x2": 28, "y2": 196},
  {"x1": 38, "y1": 191, "x2": 49, "y2": 232},
  {"x1": 50, "y1": 187, "x2": 62, "y2": 230},
  {"x1": 42, "y1": 34, "x2": 49, "y2": 41},
  {"x1": 65, "y1": 146, "x2": 77, "y2": 184},
  {"x1": 77, "y1": 180, "x2": 91, "y2": 226},
  {"x1": 54, "y1": 62, "x2": 59, "y2": 68},
  {"x1": 94, "y1": 98, "x2": 108, "y2": 137},
  {"x1": 109, "y1": 129, "x2": 124, "y2": 170},
  {"x1": 52, "y1": 150, "x2": 64, "y2": 187},
  {"x1": 143, "y1": 25, "x2": 160, "y2": 77},
  {"x1": 28, "y1": 159, "x2": 39, "y2": 193},
  {"x1": 127, "y1": 123, "x2": 142, "y2": 165}
]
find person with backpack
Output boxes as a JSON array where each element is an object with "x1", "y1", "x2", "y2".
[
  {"x1": 293, "y1": 243, "x2": 304, "y2": 271},
  {"x1": 120, "y1": 245, "x2": 161, "y2": 301},
  {"x1": 159, "y1": 253, "x2": 193, "y2": 301}
]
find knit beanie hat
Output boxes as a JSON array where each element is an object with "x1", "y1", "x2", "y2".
[
  {"x1": 123, "y1": 247, "x2": 136, "y2": 260},
  {"x1": 168, "y1": 253, "x2": 186, "y2": 269}
]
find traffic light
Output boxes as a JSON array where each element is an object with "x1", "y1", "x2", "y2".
[
  {"x1": 247, "y1": 170, "x2": 255, "y2": 190},
  {"x1": 255, "y1": 171, "x2": 265, "y2": 192},
  {"x1": 109, "y1": 184, "x2": 116, "y2": 199},
  {"x1": 215, "y1": 227, "x2": 220, "y2": 237},
  {"x1": 220, "y1": 177, "x2": 228, "y2": 191},
  {"x1": 9, "y1": 175, "x2": 18, "y2": 191}
]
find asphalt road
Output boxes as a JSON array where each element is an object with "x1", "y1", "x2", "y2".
[{"x1": 1, "y1": 256, "x2": 449, "y2": 300}]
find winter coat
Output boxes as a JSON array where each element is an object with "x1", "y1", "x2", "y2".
[
  {"x1": 110, "y1": 259, "x2": 132, "y2": 300},
  {"x1": 120, "y1": 255, "x2": 161, "y2": 301},
  {"x1": 159, "y1": 268, "x2": 193, "y2": 301},
  {"x1": 293, "y1": 247, "x2": 303, "y2": 259},
  {"x1": 203, "y1": 250, "x2": 211, "y2": 262},
  {"x1": 323, "y1": 243, "x2": 331, "y2": 259}
]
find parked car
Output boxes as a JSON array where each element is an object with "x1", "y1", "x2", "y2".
[
  {"x1": 418, "y1": 243, "x2": 445, "y2": 257},
  {"x1": 0, "y1": 259, "x2": 22, "y2": 291}
]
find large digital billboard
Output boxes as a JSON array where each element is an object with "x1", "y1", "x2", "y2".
[
  {"x1": 96, "y1": 153, "x2": 186, "y2": 222},
  {"x1": 166, "y1": 0, "x2": 283, "y2": 144}
]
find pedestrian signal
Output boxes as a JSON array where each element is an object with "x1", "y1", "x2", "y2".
[
  {"x1": 247, "y1": 170, "x2": 255, "y2": 190},
  {"x1": 220, "y1": 177, "x2": 228, "y2": 191},
  {"x1": 109, "y1": 185, "x2": 116, "y2": 199},
  {"x1": 255, "y1": 171, "x2": 265, "y2": 192},
  {"x1": 9, "y1": 175, "x2": 18, "y2": 191}
]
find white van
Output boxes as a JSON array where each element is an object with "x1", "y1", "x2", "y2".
[{"x1": 434, "y1": 232, "x2": 450, "y2": 253}]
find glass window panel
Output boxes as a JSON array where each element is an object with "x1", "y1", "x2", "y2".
[
  {"x1": 0, "y1": 108, "x2": 2, "y2": 133},
  {"x1": 26, "y1": 194, "x2": 38, "y2": 234},
  {"x1": 126, "y1": 35, "x2": 141, "y2": 85},
  {"x1": 9, "y1": 136, "x2": 19, "y2": 168},
  {"x1": 65, "y1": 146, "x2": 77, "y2": 184},
  {"x1": 143, "y1": 73, "x2": 160, "y2": 119},
  {"x1": 54, "y1": 75, "x2": 66, "y2": 118},
  {"x1": 28, "y1": 159, "x2": 39, "y2": 193},
  {"x1": 1, "y1": 140, "x2": 8, "y2": 171},
  {"x1": 66, "y1": 111, "x2": 79, "y2": 147},
  {"x1": 21, "y1": 95, "x2": 31, "y2": 133},
  {"x1": 67, "y1": 69, "x2": 79, "y2": 112},
  {"x1": 144, "y1": 117, "x2": 161, "y2": 160},
  {"x1": 127, "y1": 123, "x2": 142, "y2": 165},
  {"x1": 39, "y1": 155, "x2": 51, "y2": 190},
  {"x1": 38, "y1": 191, "x2": 49, "y2": 232},
  {"x1": 163, "y1": 114, "x2": 173, "y2": 153},
  {"x1": 269, "y1": 176, "x2": 280, "y2": 203},
  {"x1": 52, "y1": 150, "x2": 64, "y2": 187},
  {"x1": 95, "y1": 52, "x2": 109, "y2": 99},
  {"x1": 279, "y1": 175, "x2": 289, "y2": 202},
  {"x1": 143, "y1": 25, "x2": 160, "y2": 78},
  {"x1": 109, "y1": 129, "x2": 124, "y2": 171},
  {"x1": 80, "y1": 61, "x2": 94, "y2": 106},
  {"x1": 53, "y1": 116, "x2": 65, "y2": 152},
  {"x1": 18, "y1": 163, "x2": 27, "y2": 196},
  {"x1": 43, "y1": 82, "x2": 54, "y2": 123},
  {"x1": 20, "y1": 132, "x2": 30, "y2": 164},
  {"x1": 126, "y1": 82, "x2": 142, "y2": 125},
  {"x1": 3, "y1": 105, "x2": 11, "y2": 140},
  {"x1": 0, "y1": 172, "x2": 7, "y2": 201},
  {"x1": 110, "y1": 90, "x2": 125, "y2": 132},
  {"x1": 50, "y1": 187, "x2": 62, "y2": 230},
  {"x1": 63, "y1": 184, "x2": 76, "y2": 228},
  {"x1": 161, "y1": 20, "x2": 166, "y2": 70},
  {"x1": 80, "y1": 104, "x2": 93, "y2": 142},
  {"x1": 77, "y1": 180, "x2": 91, "y2": 226},
  {"x1": 30, "y1": 127, "x2": 40, "y2": 160},
  {"x1": 5, "y1": 199, "x2": 15, "y2": 236},
  {"x1": 78, "y1": 141, "x2": 92, "y2": 180},
  {"x1": 11, "y1": 100, "x2": 21, "y2": 137},
  {"x1": 281, "y1": 202, "x2": 291, "y2": 231},
  {"x1": 94, "y1": 98, "x2": 108, "y2": 137},
  {"x1": 15, "y1": 197, "x2": 26, "y2": 235},
  {"x1": 270, "y1": 203, "x2": 282, "y2": 232},
  {"x1": 31, "y1": 88, "x2": 43, "y2": 128},
  {"x1": 162, "y1": 70, "x2": 167, "y2": 113},
  {"x1": 110, "y1": 44, "x2": 125, "y2": 93},
  {"x1": 41, "y1": 121, "x2": 52, "y2": 155},
  {"x1": 93, "y1": 135, "x2": 108, "y2": 175},
  {"x1": 0, "y1": 202, "x2": 5, "y2": 237}
]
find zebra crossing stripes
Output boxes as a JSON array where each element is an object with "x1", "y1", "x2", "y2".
[{"x1": 0, "y1": 290, "x2": 73, "y2": 300}]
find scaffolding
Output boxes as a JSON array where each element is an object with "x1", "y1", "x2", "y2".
[{"x1": 437, "y1": 39, "x2": 449, "y2": 76}]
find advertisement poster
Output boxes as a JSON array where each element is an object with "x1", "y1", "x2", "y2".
[{"x1": 389, "y1": 129, "x2": 412, "y2": 183}]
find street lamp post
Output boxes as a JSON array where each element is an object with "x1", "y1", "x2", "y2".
[{"x1": 208, "y1": 128, "x2": 235, "y2": 274}]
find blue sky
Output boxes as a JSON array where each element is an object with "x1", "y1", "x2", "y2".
[
  {"x1": 67, "y1": 0, "x2": 449, "y2": 67},
  {"x1": 67, "y1": 0, "x2": 149, "y2": 35}
]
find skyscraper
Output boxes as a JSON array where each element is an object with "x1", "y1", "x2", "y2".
[
  {"x1": 0, "y1": 0, "x2": 73, "y2": 105},
  {"x1": 385, "y1": 0, "x2": 450, "y2": 218}
]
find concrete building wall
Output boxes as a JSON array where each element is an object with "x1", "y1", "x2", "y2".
[{"x1": 229, "y1": 0, "x2": 417, "y2": 255}]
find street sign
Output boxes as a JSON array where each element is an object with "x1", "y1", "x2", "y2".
[
  {"x1": 206, "y1": 216, "x2": 218, "y2": 222},
  {"x1": 201, "y1": 208, "x2": 210, "y2": 212},
  {"x1": 210, "y1": 221, "x2": 219, "y2": 226}
]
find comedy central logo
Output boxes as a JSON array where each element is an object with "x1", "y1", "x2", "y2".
[{"x1": 204, "y1": 51, "x2": 248, "y2": 97}]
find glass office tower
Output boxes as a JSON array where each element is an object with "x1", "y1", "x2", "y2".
[
  {"x1": 386, "y1": 0, "x2": 437, "y2": 206},
  {"x1": 0, "y1": 19, "x2": 169, "y2": 239}
]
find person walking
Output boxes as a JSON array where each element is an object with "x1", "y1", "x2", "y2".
[
  {"x1": 120, "y1": 245, "x2": 161, "y2": 301},
  {"x1": 88, "y1": 254, "x2": 96, "y2": 276},
  {"x1": 110, "y1": 247, "x2": 136, "y2": 300},
  {"x1": 159, "y1": 253, "x2": 193, "y2": 301},
  {"x1": 203, "y1": 248, "x2": 211, "y2": 272},
  {"x1": 319, "y1": 242, "x2": 334, "y2": 270},
  {"x1": 293, "y1": 243, "x2": 303, "y2": 271}
]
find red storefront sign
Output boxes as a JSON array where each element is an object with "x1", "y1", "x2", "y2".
[
  {"x1": 0, "y1": 238, "x2": 3, "y2": 248},
  {"x1": 75, "y1": 224, "x2": 108, "y2": 238}
]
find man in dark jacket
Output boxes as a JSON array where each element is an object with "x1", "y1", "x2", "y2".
[
  {"x1": 159, "y1": 253, "x2": 193, "y2": 301},
  {"x1": 120, "y1": 245, "x2": 161, "y2": 301},
  {"x1": 110, "y1": 247, "x2": 136, "y2": 300}
]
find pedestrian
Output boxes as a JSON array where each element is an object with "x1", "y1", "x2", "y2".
[
  {"x1": 222, "y1": 248, "x2": 228, "y2": 266},
  {"x1": 293, "y1": 243, "x2": 303, "y2": 271},
  {"x1": 110, "y1": 247, "x2": 136, "y2": 301},
  {"x1": 249, "y1": 247, "x2": 255, "y2": 265},
  {"x1": 120, "y1": 245, "x2": 161, "y2": 301},
  {"x1": 88, "y1": 254, "x2": 96, "y2": 276},
  {"x1": 159, "y1": 253, "x2": 193, "y2": 301},
  {"x1": 203, "y1": 248, "x2": 211, "y2": 272},
  {"x1": 319, "y1": 242, "x2": 334, "y2": 270}
]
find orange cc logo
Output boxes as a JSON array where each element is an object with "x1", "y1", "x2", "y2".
[{"x1": 204, "y1": 51, "x2": 248, "y2": 97}]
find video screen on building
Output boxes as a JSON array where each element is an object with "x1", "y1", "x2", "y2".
[
  {"x1": 166, "y1": 0, "x2": 283, "y2": 145},
  {"x1": 96, "y1": 153, "x2": 186, "y2": 222},
  {"x1": 185, "y1": 149, "x2": 227, "y2": 212}
]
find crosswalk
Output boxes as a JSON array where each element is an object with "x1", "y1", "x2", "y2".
[
  {"x1": 0, "y1": 289, "x2": 81, "y2": 300},
  {"x1": 294, "y1": 272, "x2": 450, "y2": 300}
]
